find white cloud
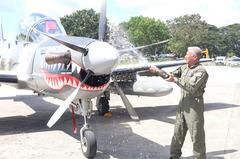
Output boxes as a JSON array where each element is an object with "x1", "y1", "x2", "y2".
[
  {"x1": 200, "y1": 0, "x2": 240, "y2": 26},
  {"x1": 0, "y1": 1, "x2": 19, "y2": 12},
  {"x1": 113, "y1": 0, "x2": 240, "y2": 27}
]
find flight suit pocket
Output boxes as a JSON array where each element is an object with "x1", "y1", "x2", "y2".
[{"x1": 193, "y1": 97, "x2": 204, "y2": 113}]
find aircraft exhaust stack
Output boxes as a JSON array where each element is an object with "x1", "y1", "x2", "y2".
[{"x1": 45, "y1": 51, "x2": 71, "y2": 65}]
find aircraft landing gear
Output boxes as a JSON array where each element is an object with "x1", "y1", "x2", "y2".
[
  {"x1": 97, "y1": 97, "x2": 109, "y2": 115},
  {"x1": 80, "y1": 124, "x2": 97, "y2": 158},
  {"x1": 79, "y1": 99, "x2": 97, "y2": 158},
  {"x1": 96, "y1": 91, "x2": 110, "y2": 116}
]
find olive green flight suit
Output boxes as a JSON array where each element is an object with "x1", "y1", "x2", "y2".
[{"x1": 170, "y1": 63, "x2": 208, "y2": 159}]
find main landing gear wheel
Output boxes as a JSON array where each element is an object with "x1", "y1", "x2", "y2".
[
  {"x1": 81, "y1": 130, "x2": 97, "y2": 158},
  {"x1": 97, "y1": 97, "x2": 110, "y2": 115}
]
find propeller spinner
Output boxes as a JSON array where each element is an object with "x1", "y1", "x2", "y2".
[{"x1": 83, "y1": 41, "x2": 119, "y2": 75}]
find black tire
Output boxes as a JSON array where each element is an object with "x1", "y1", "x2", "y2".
[
  {"x1": 97, "y1": 97, "x2": 109, "y2": 115},
  {"x1": 81, "y1": 130, "x2": 97, "y2": 158}
]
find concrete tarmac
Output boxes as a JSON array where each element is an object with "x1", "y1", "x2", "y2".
[{"x1": 0, "y1": 66, "x2": 240, "y2": 159}]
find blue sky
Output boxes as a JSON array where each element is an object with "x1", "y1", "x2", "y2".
[{"x1": 1, "y1": 0, "x2": 240, "y2": 41}]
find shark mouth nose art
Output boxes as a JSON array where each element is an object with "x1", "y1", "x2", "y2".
[{"x1": 42, "y1": 61, "x2": 110, "y2": 91}]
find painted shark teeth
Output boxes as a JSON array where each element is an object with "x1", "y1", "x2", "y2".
[
  {"x1": 43, "y1": 61, "x2": 108, "y2": 91},
  {"x1": 43, "y1": 61, "x2": 82, "y2": 74},
  {"x1": 72, "y1": 62, "x2": 81, "y2": 73}
]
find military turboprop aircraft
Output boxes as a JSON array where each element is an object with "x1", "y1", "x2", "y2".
[{"x1": 0, "y1": 1, "x2": 211, "y2": 158}]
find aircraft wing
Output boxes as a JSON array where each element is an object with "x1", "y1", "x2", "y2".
[
  {"x1": 0, "y1": 71, "x2": 18, "y2": 83},
  {"x1": 112, "y1": 58, "x2": 211, "y2": 75}
]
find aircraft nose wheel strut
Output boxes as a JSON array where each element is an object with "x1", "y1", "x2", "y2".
[{"x1": 80, "y1": 101, "x2": 97, "y2": 158}]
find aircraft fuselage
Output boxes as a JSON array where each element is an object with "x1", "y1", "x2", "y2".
[{"x1": 13, "y1": 36, "x2": 115, "y2": 100}]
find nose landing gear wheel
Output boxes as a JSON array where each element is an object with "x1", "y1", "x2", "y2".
[{"x1": 81, "y1": 130, "x2": 97, "y2": 158}]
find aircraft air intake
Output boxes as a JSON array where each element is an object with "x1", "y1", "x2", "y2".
[{"x1": 79, "y1": 69, "x2": 110, "y2": 87}]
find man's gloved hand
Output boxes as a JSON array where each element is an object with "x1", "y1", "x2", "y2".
[{"x1": 149, "y1": 65, "x2": 169, "y2": 79}]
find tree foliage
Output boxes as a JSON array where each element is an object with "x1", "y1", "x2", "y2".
[
  {"x1": 200, "y1": 24, "x2": 224, "y2": 57},
  {"x1": 200, "y1": 24, "x2": 240, "y2": 57},
  {"x1": 60, "y1": 9, "x2": 102, "y2": 39},
  {"x1": 167, "y1": 14, "x2": 208, "y2": 57},
  {"x1": 220, "y1": 24, "x2": 240, "y2": 57},
  {"x1": 122, "y1": 16, "x2": 170, "y2": 56}
]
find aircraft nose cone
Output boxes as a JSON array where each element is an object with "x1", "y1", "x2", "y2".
[{"x1": 83, "y1": 41, "x2": 119, "y2": 75}]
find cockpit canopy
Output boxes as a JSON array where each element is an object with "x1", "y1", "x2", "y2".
[{"x1": 16, "y1": 13, "x2": 66, "y2": 43}]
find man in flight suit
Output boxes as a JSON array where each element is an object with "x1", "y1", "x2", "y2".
[{"x1": 149, "y1": 46, "x2": 208, "y2": 159}]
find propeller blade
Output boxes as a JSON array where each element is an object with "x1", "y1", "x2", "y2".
[
  {"x1": 34, "y1": 28, "x2": 88, "y2": 55},
  {"x1": 47, "y1": 70, "x2": 93, "y2": 128},
  {"x1": 113, "y1": 81, "x2": 139, "y2": 120},
  {"x1": 47, "y1": 84, "x2": 81, "y2": 128},
  {"x1": 118, "y1": 39, "x2": 169, "y2": 54},
  {"x1": 98, "y1": 0, "x2": 107, "y2": 41},
  {"x1": 37, "y1": 31, "x2": 88, "y2": 55}
]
